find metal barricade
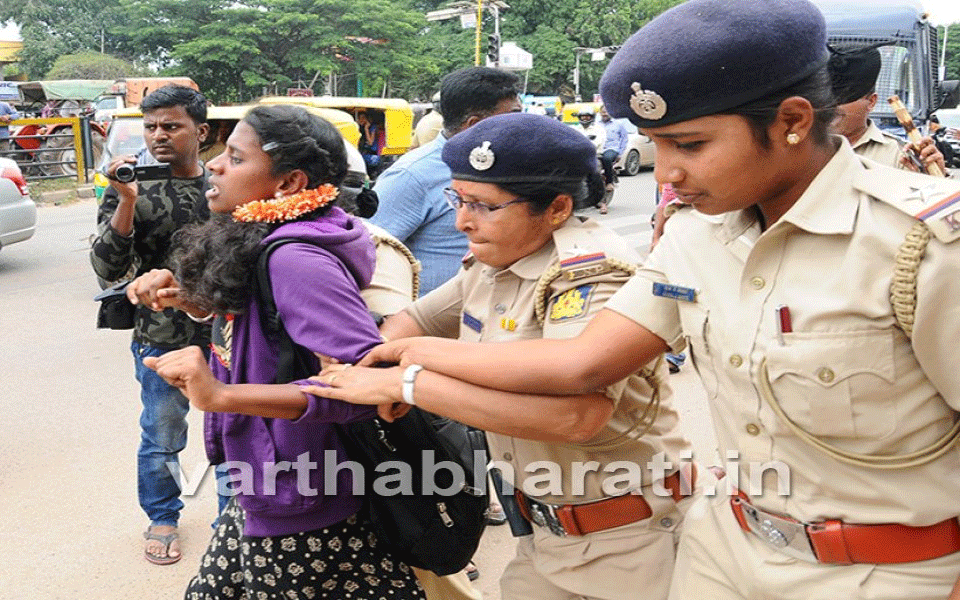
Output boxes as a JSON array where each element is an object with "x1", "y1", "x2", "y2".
[{"x1": 4, "y1": 116, "x2": 93, "y2": 183}]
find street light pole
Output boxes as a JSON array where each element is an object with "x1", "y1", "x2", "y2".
[
  {"x1": 475, "y1": 0, "x2": 483, "y2": 66},
  {"x1": 574, "y1": 50, "x2": 581, "y2": 99}
]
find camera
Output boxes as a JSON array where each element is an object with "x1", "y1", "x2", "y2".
[{"x1": 113, "y1": 163, "x2": 172, "y2": 183}]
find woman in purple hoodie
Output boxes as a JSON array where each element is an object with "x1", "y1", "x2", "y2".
[{"x1": 128, "y1": 104, "x2": 424, "y2": 600}]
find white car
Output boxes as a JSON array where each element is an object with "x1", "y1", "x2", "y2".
[
  {"x1": 0, "y1": 157, "x2": 37, "y2": 251},
  {"x1": 570, "y1": 119, "x2": 656, "y2": 177},
  {"x1": 616, "y1": 120, "x2": 656, "y2": 176}
]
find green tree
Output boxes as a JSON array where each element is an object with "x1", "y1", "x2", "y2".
[
  {"x1": 113, "y1": 0, "x2": 434, "y2": 103},
  {"x1": 46, "y1": 50, "x2": 141, "y2": 79},
  {"x1": 939, "y1": 24, "x2": 960, "y2": 82},
  {"x1": 0, "y1": 0, "x2": 124, "y2": 78}
]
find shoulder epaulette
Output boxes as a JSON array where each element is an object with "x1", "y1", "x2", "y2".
[
  {"x1": 853, "y1": 160, "x2": 960, "y2": 244},
  {"x1": 362, "y1": 222, "x2": 422, "y2": 300},
  {"x1": 533, "y1": 221, "x2": 639, "y2": 326}
]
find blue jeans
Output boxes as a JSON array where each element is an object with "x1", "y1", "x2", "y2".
[{"x1": 132, "y1": 342, "x2": 190, "y2": 527}]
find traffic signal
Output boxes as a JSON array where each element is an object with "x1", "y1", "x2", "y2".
[{"x1": 487, "y1": 33, "x2": 500, "y2": 64}]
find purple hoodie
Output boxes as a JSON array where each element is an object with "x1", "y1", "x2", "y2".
[{"x1": 204, "y1": 207, "x2": 381, "y2": 537}]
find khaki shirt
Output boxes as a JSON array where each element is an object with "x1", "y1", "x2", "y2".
[
  {"x1": 407, "y1": 217, "x2": 691, "y2": 504},
  {"x1": 360, "y1": 221, "x2": 420, "y2": 317},
  {"x1": 410, "y1": 110, "x2": 443, "y2": 149},
  {"x1": 851, "y1": 119, "x2": 904, "y2": 168},
  {"x1": 605, "y1": 138, "x2": 960, "y2": 526}
]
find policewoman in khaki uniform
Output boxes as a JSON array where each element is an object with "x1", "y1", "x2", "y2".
[
  {"x1": 308, "y1": 112, "x2": 695, "y2": 600},
  {"x1": 349, "y1": 1, "x2": 960, "y2": 598}
]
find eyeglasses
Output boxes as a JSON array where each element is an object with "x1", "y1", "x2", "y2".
[{"x1": 443, "y1": 188, "x2": 530, "y2": 216}]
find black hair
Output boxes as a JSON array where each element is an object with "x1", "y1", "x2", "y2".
[
  {"x1": 497, "y1": 170, "x2": 604, "y2": 215},
  {"x1": 440, "y1": 67, "x2": 520, "y2": 134},
  {"x1": 720, "y1": 66, "x2": 837, "y2": 149},
  {"x1": 244, "y1": 104, "x2": 348, "y2": 189},
  {"x1": 173, "y1": 104, "x2": 349, "y2": 314},
  {"x1": 140, "y1": 84, "x2": 208, "y2": 124}
]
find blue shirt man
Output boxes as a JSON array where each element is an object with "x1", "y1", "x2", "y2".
[
  {"x1": 599, "y1": 107, "x2": 628, "y2": 189},
  {"x1": 370, "y1": 66, "x2": 521, "y2": 296},
  {"x1": 0, "y1": 100, "x2": 20, "y2": 140}
]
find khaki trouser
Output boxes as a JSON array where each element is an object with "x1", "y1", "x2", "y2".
[
  {"x1": 413, "y1": 568, "x2": 481, "y2": 600},
  {"x1": 669, "y1": 479, "x2": 960, "y2": 600},
  {"x1": 500, "y1": 491, "x2": 686, "y2": 600}
]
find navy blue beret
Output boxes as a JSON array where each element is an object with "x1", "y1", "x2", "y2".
[
  {"x1": 828, "y1": 45, "x2": 882, "y2": 105},
  {"x1": 600, "y1": 0, "x2": 829, "y2": 128},
  {"x1": 442, "y1": 112, "x2": 598, "y2": 183}
]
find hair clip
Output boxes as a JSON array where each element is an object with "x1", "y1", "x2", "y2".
[{"x1": 261, "y1": 141, "x2": 280, "y2": 152}]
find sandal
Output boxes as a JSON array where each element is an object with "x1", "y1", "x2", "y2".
[
  {"x1": 143, "y1": 527, "x2": 182, "y2": 565},
  {"x1": 465, "y1": 560, "x2": 480, "y2": 581},
  {"x1": 485, "y1": 503, "x2": 507, "y2": 526}
]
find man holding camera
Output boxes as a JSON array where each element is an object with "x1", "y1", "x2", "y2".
[{"x1": 90, "y1": 85, "x2": 211, "y2": 566}]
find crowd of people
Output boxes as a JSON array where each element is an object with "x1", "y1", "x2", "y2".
[{"x1": 89, "y1": 0, "x2": 960, "y2": 599}]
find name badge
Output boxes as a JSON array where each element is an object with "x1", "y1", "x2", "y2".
[
  {"x1": 652, "y1": 282, "x2": 697, "y2": 303},
  {"x1": 462, "y1": 311, "x2": 483, "y2": 333}
]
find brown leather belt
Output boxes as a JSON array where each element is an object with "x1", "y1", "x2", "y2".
[
  {"x1": 730, "y1": 491, "x2": 960, "y2": 564},
  {"x1": 515, "y1": 466, "x2": 695, "y2": 537}
]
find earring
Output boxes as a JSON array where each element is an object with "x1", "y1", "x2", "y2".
[
  {"x1": 274, "y1": 191, "x2": 284, "y2": 199},
  {"x1": 786, "y1": 133, "x2": 801, "y2": 145}
]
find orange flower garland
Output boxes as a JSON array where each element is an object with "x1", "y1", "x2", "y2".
[{"x1": 231, "y1": 184, "x2": 339, "y2": 223}]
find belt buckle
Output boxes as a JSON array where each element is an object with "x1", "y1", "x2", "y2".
[
  {"x1": 734, "y1": 498, "x2": 817, "y2": 563},
  {"x1": 529, "y1": 501, "x2": 567, "y2": 537}
]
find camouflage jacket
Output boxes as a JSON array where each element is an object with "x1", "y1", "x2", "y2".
[{"x1": 91, "y1": 175, "x2": 211, "y2": 349}]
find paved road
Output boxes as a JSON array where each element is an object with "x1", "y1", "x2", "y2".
[{"x1": 0, "y1": 181, "x2": 716, "y2": 599}]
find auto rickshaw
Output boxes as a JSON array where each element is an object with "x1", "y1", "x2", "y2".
[{"x1": 257, "y1": 96, "x2": 413, "y2": 173}]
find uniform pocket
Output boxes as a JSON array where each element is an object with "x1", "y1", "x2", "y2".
[{"x1": 764, "y1": 330, "x2": 896, "y2": 438}]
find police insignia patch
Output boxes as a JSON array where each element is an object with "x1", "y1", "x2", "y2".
[
  {"x1": 559, "y1": 252, "x2": 611, "y2": 281},
  {"x1": 629, "y1": 82, "x2": 667, "y2": 121},
  {"x1": 549, "y1": 284, "x2": 595, "y2": 322},
  {"x1": 468, "y1": 141, "x2": 495, "y2": 171}
]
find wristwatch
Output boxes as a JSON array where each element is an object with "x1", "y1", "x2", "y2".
[{"x1": 402, "y1": 364, "x2": 424, "y2": 406}]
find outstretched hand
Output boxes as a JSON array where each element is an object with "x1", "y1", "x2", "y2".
[
  {"x1": 356, "y1": 336, "x2": 465, "y2": 368},
  {"x1": 301, "y1": 364, "x2": 405, "y2": 407}
]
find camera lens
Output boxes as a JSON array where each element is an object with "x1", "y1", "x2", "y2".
[{"x1": 114, "y1": 164, "x2": 136, "y2": 183}]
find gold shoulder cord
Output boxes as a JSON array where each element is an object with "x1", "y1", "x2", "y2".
[
  {"x1": 890, "y1": 221, "x2": 931, "y2": 338},
  {"x1": 371, "y1": 233, "x2": 422, "y2": 300},
  {"x1": 759, "y1": 220, "x2": 960, "y2": 469},
  {"x1": 534, "y1": 258, "x2": 663, "y2": 451}
]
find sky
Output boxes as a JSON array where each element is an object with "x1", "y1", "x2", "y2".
[{"x1": 0, "y1": 1, "x2": 959, "y2": 41}]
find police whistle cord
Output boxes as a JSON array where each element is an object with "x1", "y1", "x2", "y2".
[
  {"x1": 890, "y1": 221, "x2": 930, "y2": 339},
  {"x1": 887, "y1": 95, "x2": 946, "y2": 178},
  {"x1": 758, "y1": 358, "x2": 960, "y2": 469}
]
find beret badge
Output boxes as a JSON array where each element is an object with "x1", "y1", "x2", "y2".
[
  {"x1": 629, "y1": 82, "x2": 667, "y2": 121},
  {"x1": 469, "y1": 141, "x2": 495, "y2": 171}
]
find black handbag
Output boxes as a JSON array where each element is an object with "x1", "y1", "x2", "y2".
[{"x1": 94, "y1": 280, "x2": 136, "y2": 330}]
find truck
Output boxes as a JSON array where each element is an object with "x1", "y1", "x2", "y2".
[
  {"x1": 93, "y1": 77, "x2": 199, "y2": 122},
  {"x1": 814, "y1": 0, "x2": 959, "y2": 129}
]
